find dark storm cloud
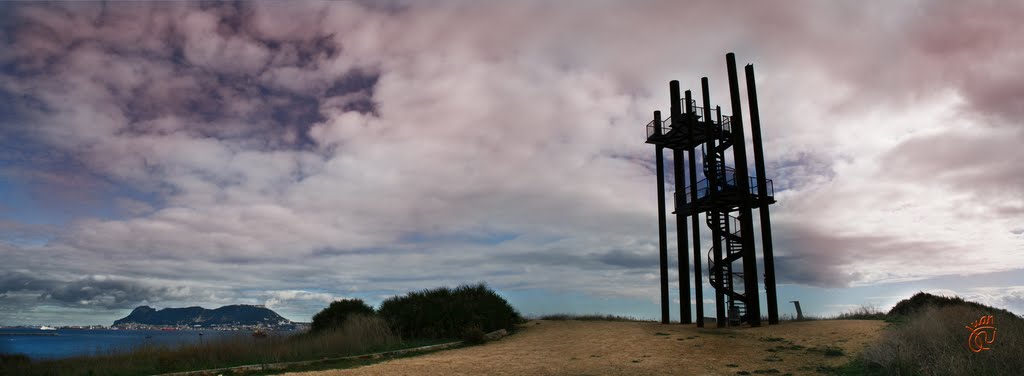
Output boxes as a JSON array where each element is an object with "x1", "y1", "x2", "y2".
[
  {"x1": 768, "y1": 151, "x2": 836, "y2": 192},
  {"x1": 0, "y1": 272, "x2": 175, "y2": 309},
  {"x1": 773, "y1": 223, "x2": 961, "y2": 287},
  {"x1": 597, "y1": 250, "x2": 660, "y2": 269},
  {"x1": 495, "y1": 248, "x2": 658, "y2": 270},
  {"x1": 0, "y1": 1, "x2": 374, "y2": 154}
]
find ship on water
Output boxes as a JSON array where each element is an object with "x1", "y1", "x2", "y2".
[{"x1": 39, "y1": 325, "x2": 57, "y2": 330}]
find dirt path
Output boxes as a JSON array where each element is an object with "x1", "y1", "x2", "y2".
[{"x1": 288, "y1": 320, "x2": 886, "y2": 376}]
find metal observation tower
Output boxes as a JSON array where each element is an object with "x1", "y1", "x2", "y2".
[{"x1": 645, "y1": 53, "x2": 779, "y2": 327}]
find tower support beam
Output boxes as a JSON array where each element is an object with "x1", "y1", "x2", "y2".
[
  {"x1": 726, "y1": 52, "x2": 762, "y2": 327},
  {"x1": 671, "y1": 81, "x2": 692, "y2": 324},
  {"x1": 654, "y1": 111, "x2": 670, "y2": 325},
  {"x1": 746, "y1": 64, "x2": 779, "y2": 325},
  {"x1": 692, "y1": 77, "x2": 715, "y2": 328}
]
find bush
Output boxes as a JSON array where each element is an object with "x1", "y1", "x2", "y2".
[
  {"x1": 311, "y1": 298, "x2": 375, "y2": 333},
  {"x1": 461, "y1": 324, "x2": 487, "y2": 345},
  {"x1": 859, "y1": 294, "x2": 1024, "y2": 375},
  {"x1": 888, "y1": 292, "x2": 1020, "y2": 319},
  {"x1": 377, "y1": 283, "x2": 523, "y2": 339}
]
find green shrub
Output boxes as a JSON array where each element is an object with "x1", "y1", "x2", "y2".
[
  {"x1": 311, "y1": 298, "x2": 375, "y2": 333},
  {"x1": 377, "y1": 283, "x2": 522, "y2": 339}
]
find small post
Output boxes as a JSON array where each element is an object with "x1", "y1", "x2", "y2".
[
  {"x1": 684, "y1": 90, "x2": 693, "y2": 114},
  {"x1": 654, "y1": 110, "x2": 663, "y2": 135},
  {"x1": 670, "y1": 81, "x2": 682, "y2": 120},
  {"x1": 790, "y1": 301, "x2": 804, "y2": 320}
]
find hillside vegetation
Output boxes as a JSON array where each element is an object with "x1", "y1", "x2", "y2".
[
  {"x1": 311, "y1": 299, "x2": 375, "y2": 333},
  {"x1": 2, "y1": 283, "x2": 519, "y2": 375},
  {"x1": 850, "y1": 292, "x2": 1024, "y2": 376},
  {"x1": 377, "y1": 283, "x2": 523, "y2": 340}
]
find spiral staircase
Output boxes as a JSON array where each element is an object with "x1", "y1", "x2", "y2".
[{"x1": 702, "y1": 115, "x2": 750, "y2": 325}]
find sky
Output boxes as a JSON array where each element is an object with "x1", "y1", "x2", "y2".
[{"x1": 1, "y1": 1, "x2": 1023, "y2": 326}]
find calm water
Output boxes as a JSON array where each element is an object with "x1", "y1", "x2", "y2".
[{"x1": 0, "y1": 328, "x2": 268, "y2": 359}]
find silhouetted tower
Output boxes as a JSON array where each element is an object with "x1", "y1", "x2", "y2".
[{"x1": 644, "y1": 53, "x2": 779, "y2": 327}]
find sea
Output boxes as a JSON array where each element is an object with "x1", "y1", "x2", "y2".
[{"x1": 0, "y1": 327, "x2": 285, "y2": 360}]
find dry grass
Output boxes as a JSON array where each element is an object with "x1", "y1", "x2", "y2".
[
  {"x1": 534, "y1": 313, "x2": 647, "y2": 322},
  {"x1": 288, "y1": 319, "x2": 887, "y2": 375},
  {"x1": 859, "y1": 305, "x2": 1024, "y2": 376},
  {"x1": 779, "y1": 304, "x2": 888, "y2": 322},
  {"x1": 834, "y1": 305, "x2": 888, "y2": 321}
]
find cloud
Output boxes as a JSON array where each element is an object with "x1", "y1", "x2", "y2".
[
  {"x1": 0, "y1": 272, "x2": 194, "y2": 309},
  {"x1": 260, "y1": 289, "x2": 347, "y2": 316},
  {"x1": 0, "y1": 1, "x2": 1022, "y2": 324},
  {"x1": 924, "y1": 286, "x2": 1024, "y2": 317},
  {"x1": 881, "y1": 127, "x2": 1024, "y2": 216}
]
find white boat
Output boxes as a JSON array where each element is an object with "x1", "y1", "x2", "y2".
[{"x1": 39, "y1": 325, "x2": 57, "y2": 330}]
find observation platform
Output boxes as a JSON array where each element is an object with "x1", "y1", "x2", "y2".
[
  {"x1": 644, "y1": 104, "x2": 731, "y2": 150},
  {"x1": 673, "y1": 168, "x2": 775, "y2": 214}
]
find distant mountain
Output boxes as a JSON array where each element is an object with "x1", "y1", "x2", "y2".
[{"x1": 114, "y1": 305, "x2": 292, "y2": 327}]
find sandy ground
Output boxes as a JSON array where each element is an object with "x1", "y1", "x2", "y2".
[{"x1": 288, "y1": 319, "x2": 886, "y2": 376}]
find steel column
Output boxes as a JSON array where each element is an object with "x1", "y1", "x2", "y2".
[
  {"x1": 654, "y1": 111, "x2": 670, "y2": 325},
  {"x1": 712, "y1": 106, "x2": 726, "y2": 327},
  {"x1": 671, "y1": 81, "x2": 692, "y2": 324},
  {"x1": 693, "y1": 78, "x2": 715, "y2": 328},
  {"x1": 745, "y1": 64, "x2": 778, "y2": 325},
  {"x1": 726, "y1": 53, "x2": 761, "y2": 327}
]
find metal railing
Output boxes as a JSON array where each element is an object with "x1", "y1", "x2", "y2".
[
  {"x1": 646, "y1": 118, "x2": 658, "y2": 138},
  {"x1": 645, "y1": 106, "x2": 733, "y2": 139},
  {"x1": 749, "y1": 178, "x2": 774, "y2": 198},
  {"x1": 678, "y1": 171, "x2": 775, "y2": 204},
  {"x1": 679, "y1": 99, "x2": 697, "y2": 111},
  {"x1": 690, "y1": 105, "x2": 719, "y2": 123},
  {"x1": 720, "y1": 115, "x2": 733, "y2": 134},
  {"x1": 724, "y1": 213, "x2": 741, "y2": 234},
  {"x1": 646, "y1": 114, "x2": 678, "y2": 138}
]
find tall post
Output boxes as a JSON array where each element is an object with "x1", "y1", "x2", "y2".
[
  {"x1": 671, "y1": 81, "x2": 691, "y2": 324},
  {"x1": 712, "y1": 107, "x2": 726, "y2": 327},
  {"x1": 726, "y1": 52, "x2": 761, "y2": 327},
  {"x1": 654, "y1": 111, "x2": 670, "y2": 325},
  {"x1": 746, "y1": 64, "x2": 778, "y2": 325},
  {"x1": 692, "y1": 78, "x2": 715, "y2": 328}
]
